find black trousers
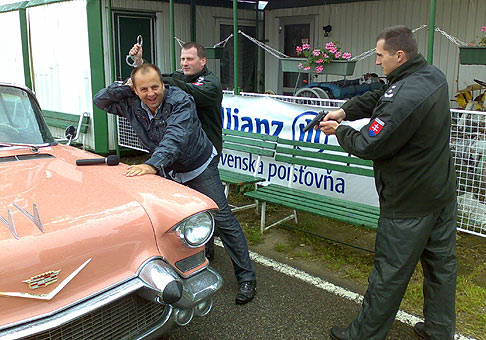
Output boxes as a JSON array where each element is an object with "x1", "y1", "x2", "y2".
[{"x1": 344, "y1": 198, "x2": 457, "y2": 340}]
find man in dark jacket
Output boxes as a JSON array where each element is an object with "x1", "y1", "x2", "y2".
[
  {"x1": 93, "y1": 63, "x2": 257, "y2": 304},
  {"x1": 319, "y1": 26, "x2": 457, "y2": 340},
  {"x1": 130, "y1": 42, "x2": 223, "y2": 262}
]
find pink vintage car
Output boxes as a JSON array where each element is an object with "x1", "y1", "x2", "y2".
[{"x1": 0, "y1": 83, "x2": 222, "y2": 339}]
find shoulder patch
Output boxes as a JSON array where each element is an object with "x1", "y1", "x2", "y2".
[
  {"x1": 369, "y1": 117, "x2": 385, "y2": 137},
  {"x1": 381, "y1": 83, "x2": 403, "y2": 102}
]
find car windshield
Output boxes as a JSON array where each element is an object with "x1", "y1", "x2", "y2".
[{"x1": 0, "y1": 85, "x2": 55, "y2": 145}]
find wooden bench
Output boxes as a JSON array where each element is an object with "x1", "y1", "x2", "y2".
[
  {"x1": 43, "y1": 110, "x2": 90, "y2": 145},
  {"x1": 244, "y1": 137, "x2": 380, "y2": 233},
  {"x1": 219, "y1": 128, "x2": 277, "y2": 212}
]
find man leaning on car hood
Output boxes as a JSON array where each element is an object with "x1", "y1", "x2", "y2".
[{"x1": 93, "y1": 63, "x2": 257, "y2": 304}]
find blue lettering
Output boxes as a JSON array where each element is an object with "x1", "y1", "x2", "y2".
[
  {"x1": 227, "y1": 154, "x2": 234, "y2": 167},
  {"x1": 255, "y1": 118, "x2": 270, "y2": 134},
  {"x1": 335, "y1": 178, "x2": 345, "y2": 193},
  {"x1": 234, "y1": 155, "x2": 242, "y2": 169},
  {"x1": 241, "y1": 117, "x2": 253, "y2": 132},
  {"x1": 268, "y1": 163, "x2": 277, "y2": 181},
  {"x1": 304, "y1": 171, "x2": 314, "y2": 186},
  {"x1": 220, "y1": 153, "x2": 228, "y2": 166},
  {"x1": 271, "y1": 121, "x2": 284, "y2": 136},
  {"x1": 242, "y1": 156, "x2": 249, "y2": 171},
  {"x1": 233, "y1": 108, "x2": 239, "y2": 130},
  {"x1": 225, "y1": 107, "x2": 231, "y2": 129},
  {"x1": 324, "y1": 175, "x2": 333, "y2": 191},
  {"x1": 248, "y1": 153, "x2": 256, "y2": 173}
]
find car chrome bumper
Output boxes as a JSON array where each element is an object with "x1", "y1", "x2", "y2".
[{"x1": 0, "y1": 263, "x2": 222, "y2": 340}]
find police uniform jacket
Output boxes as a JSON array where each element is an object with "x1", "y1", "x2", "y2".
[
  {"x1": 93, "y1": 83, "x2": 213, "y2": 175},
  {"x1": 162, "y1": 66, "x2": 223, "y2": 154},
  {"x1": 336, "y1": 54, "x2": 456, "y2": 218}
]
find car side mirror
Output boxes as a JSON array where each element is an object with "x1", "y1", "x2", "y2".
[{"x1": 64, "y1": 125, "x2": 77, "y2": 145}]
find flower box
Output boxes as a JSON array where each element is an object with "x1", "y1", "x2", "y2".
[
  {"x1": 459, "y1": 46, "x2": 486, "y2": 65},
  {"x1": 205, "y1": 47, "x2": 224, "y2": 59},
  {"x1": 280, "y1": 57, "x2": 356, "y2": 76}
]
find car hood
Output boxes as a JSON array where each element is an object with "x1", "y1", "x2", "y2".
[{"x1": 0, "y1": 145, "x2": 217, "y2": 328}]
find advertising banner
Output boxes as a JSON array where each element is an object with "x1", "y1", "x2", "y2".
[{"x1": 220, "y1": 94, "x2": 379, "y2": 207}]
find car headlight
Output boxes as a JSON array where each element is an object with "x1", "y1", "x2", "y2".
[{"x1": 173, "y1": 211, "x2": 214, "y2": 248}]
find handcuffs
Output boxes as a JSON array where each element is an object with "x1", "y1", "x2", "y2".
[{"x1": 125, "y1": 35, "x2": 143, "y2": 67}]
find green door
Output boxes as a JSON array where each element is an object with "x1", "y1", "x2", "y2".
[{"x1": 113, "y1": 11, "x2": 156, "y2": 81}]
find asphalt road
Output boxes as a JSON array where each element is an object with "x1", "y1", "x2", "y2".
[{"x1": 161, "y1": 245, "x2": 417, "y2": 340}]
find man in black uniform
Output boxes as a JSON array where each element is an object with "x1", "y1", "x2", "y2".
[
  {"x1": 128, "y1": 44, "x2": 256, "y2": 304},
  {"x1": 319, "y1": 26, "x2": 457, "y2": 340}
]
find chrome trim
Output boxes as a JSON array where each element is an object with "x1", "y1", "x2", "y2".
[
  {"x1": 0, "y1": 209, "x2": 17, "y2": 239},
  {"x1": 172, "y1": 266, "x2": 223, "y2": 310},
  {"x1": 0, "y1": 278, "x2": 144, "y2": 340},
  {"x1": 13, "y1": 203, "x2": 44, "y2": 233}
]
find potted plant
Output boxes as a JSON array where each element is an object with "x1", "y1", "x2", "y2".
[
  {"x1": 280, "y1": 41, "x2": 356, "y2": 76},
  {"x1": 459, "y1": 25, "x2": 486, "y2": 65}
]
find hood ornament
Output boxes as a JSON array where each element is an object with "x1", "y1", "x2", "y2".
[
  {"x1": 14, "y1": 202, "x2": 44, "y2": 232},
  {"x1": 0, "y1": 258, "x2": 91, "y2": 300},
  {"x1": 1, "y1": 203, "x2": 45, "y2": 238},
  {"x1": 0, "y1": 209, "x2": 18, "y2": 239}
]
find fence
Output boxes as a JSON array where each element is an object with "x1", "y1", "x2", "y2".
[{"x1": 117, "y1": 93, "x2": 486, "y2": 238}]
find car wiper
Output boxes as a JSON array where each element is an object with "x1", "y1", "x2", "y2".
[{"x1": 0, "y1": 142, "x2": 50, "y2": 153}]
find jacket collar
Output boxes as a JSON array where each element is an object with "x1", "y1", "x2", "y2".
[
  {"x1": 386, "y1": 53, "x2": 428, "y2": 84},
  {"x1": 185, "y1": 65, "x2": 209, "y2": 82}
]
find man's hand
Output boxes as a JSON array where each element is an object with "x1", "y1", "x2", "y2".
[
  {"x1": 323, "y1": 108, "x2": 346, "y2": 123},
  {"x1": 124, "y1": 78, "x2": 135, "y2": 92},
  {"x1": 319, "y1": 120, "x2": 339, "y2": 135},
  {"x1": 123, "y1": 163, "x2": 157, "y2": 177},
  {"x1": 129, "y1": 43, "x2": 144, "y2": 67},
  {"x1": 318, "y1": 108, "x2": 345, "y2": 135}
]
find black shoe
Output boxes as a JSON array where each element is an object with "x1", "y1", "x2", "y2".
[
  {"x1": 413, "y1": 322, "x2": 430, "y2": 339},
  {"x1": 329, "y1": 327, "x2": 350, "y2": 340},
  {"x1": 235, "y1": 281, "x2": 256, "y2": 304}
]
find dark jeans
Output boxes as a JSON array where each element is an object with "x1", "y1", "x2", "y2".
[
  {"x1": 345, "y1": 198, "x2": 457, "y2": 340},
  {"x1": 185, "y1": 156, "x2": 256, "y2": 283}
]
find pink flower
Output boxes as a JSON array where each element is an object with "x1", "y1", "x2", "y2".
[
  {"x1": 313, "y1": 49, "x2": 321, "y2": 56},
  {"x1": 482, "y1": 26, "x2": 486, "y2": 32},
  {"x1": 328, "y1": 47, "x2": 338, "y2": 54},
  {"x1": 296, "y1": 46, "x2": 303, "y2": 53},
  {"x1": 342, "y1": 52, "x2": 352, "y2": 60},
  {"x1": 302, "y1": 43, "x2": 311, "y2": 50},
  {"x1": 298, "y1": 63, "x2": 303, "y2": 69},
  {"x1": 323, "y1": 53, "x2": 328, "y2": 59},
  {"x1": 304, "y1": 66, "x2": 311, "y2": 70},
  {"x1": 325, "y1": 42, "x2": 336, "y2": 50},
  {"x1": 315, "y1": 65, "x2": 324, "y2": 73},
  {"x1": 316, "y1": 59, "x2": 324, "y2": 64},
  {"x1": 335, "y1": 51, "x2": 342, "y2": 58}
]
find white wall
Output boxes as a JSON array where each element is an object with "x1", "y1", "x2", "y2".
[
  {"x1": 0, "y1": 11, "x2": 25, "y2": 85},
  {"x1": 264, "y1": 0, "x2": 486, "y2": 99}
]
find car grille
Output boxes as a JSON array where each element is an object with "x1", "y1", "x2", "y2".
[{"x1": 22, "y1": 293, "x2": 169, "y2": 340}]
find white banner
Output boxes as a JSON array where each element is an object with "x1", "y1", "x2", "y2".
[{"x1": 220, "y1": 94, "x2": 379, "y2": 207}]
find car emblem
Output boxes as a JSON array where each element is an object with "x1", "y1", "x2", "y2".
[
  {"x1": 23, "y1": 270, "x2": 61, "y2": 290},
  {"x1": 0, "y1": 258, "x2": 91, "y2": 300}
]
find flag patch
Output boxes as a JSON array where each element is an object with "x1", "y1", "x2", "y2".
[{"x1": 369, "y1": 118, "x2": 385, "y2": 136}]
